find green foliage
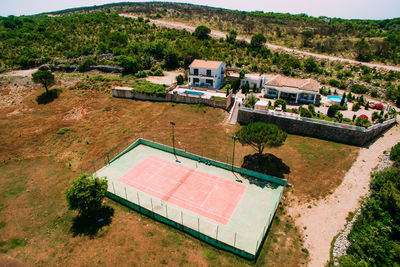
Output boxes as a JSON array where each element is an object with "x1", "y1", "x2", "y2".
[
  {"x1": 251, "y1": 33, "x2": 266, "y2": 48},
  {"x1": 118, "y1": 55, "x2": 139, "y2": 74},
  {"x1": 78, "y1": 56, "x2": 97, "y2": 72},
  {"x1": 390, "y1": 143, "x2": 400, "y2": 164},
  {"x1": 352, "y1": 102, "x2": 361, "y2": 111},
  {"x1": 65, "y1": 174, "x2": 108, "y2": 216},
  {"x1": 299, "y1": 106, "x2": 312, "y2": 118},
  {"x1": 130, "y1": 79, "x2": 167, "y2": 97},
  {"x1": 57, "y1": 128, "x2": 69, "y2": 135},
  {"x1": 329, "y1": 79, "x2": 340, "y2": 87},
  {"x1": 176, "y1": 74, "x2": 184, "y2": 85},
  {"x1": 226, "y1": 30, "x2": 237, "y2": 43},
  {"x1": 193, "y1": 25, "x2": 211, "y2": 40},
  {"x1": 32, "y1": 70, "x2": 55, "y2": 94},
  {"x1": 355, "y1": 116, "x2": 370, "y2": 127},
  {"x1": 351, "y1": 84, "x2": 369, "y2": 94},
  {"x1": 149, "y1": 66, "x2": 164, "y2": 76},
  {"x1": 339, "y1": 167, "x2": 400, "y2": 266},
  {"x1": 243, "y1": 93, "x2": 258, "y2": 108},
  {"x1": 241, "y1": 81, "x2": 250, "y2": 94},
  {"x1": 327, "y1": 105, "x2": 341, "y2": 117},
  {"x1": 235, "y1": 122, "x2": 287, "y2": 155},
  {"x1": 308, "y1": 104, "x2": 315, "y2": 114},
  {"x1": 274, "y1": 99, "x2": 287, "y2": 111},
  {"x1": 304, "y1": 57, "x2": 321, "y2": 74},
  {"x1": 340, "y1": 92, "x2": 347, "y2": 106}
]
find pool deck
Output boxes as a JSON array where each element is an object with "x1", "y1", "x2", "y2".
[
  {"x1": 95, "y1": 139, "x2": 285, "y2": 258},
  {"x1": 171, "y1": 87, "x2": 227, "y2": 99}
]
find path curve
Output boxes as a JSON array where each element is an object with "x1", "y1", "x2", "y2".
[
  {"x1": 119, "y1": 14, "x2": 400, "y2": 72},
  {"x1": 287, "y1": 123, "x2": 400, "y2": 267}
]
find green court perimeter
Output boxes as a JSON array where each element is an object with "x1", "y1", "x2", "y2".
[{"x1": 96, "y1": 139, "x2": 286, "y2": 259}]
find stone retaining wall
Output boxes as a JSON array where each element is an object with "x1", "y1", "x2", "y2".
[{"x1": 237, "y1": 108, "x2": 396, "y2": 146}]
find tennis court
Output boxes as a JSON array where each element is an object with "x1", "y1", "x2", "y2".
[{"x1": 96, "y1": 139, "x2": 286, "y2": 259}]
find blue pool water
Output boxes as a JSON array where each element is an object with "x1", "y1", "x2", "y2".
[
  {"x1": 184, "y1": 90, "x2": 204, "y2": 96},
  {"x1": 327, "y1": 95, "x2": 346, "y2": 103}
]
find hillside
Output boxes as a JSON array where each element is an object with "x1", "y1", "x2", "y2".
[{"x1": 48, "y1": 2, "x2": 400, "y2": 65}]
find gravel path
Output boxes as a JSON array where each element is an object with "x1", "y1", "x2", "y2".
[
  {"x1": 119, "y1": 14, "x2": 400, "y2": 72},
  {"x1": 287, "y1": 122, "x2": 400, "y2": 267}
]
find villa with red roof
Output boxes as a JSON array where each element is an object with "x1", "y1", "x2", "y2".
[
  {"x1": 264, "y1": 75, "x2": 321, "y2": 104},
  {"x1": 188, "y1": 59, "x2": 225, "y2": 89}
]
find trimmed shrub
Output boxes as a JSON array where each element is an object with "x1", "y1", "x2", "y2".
[
  {"x1": 329, "y1": 79, "x2": 339, "y2": 87},
  {"x1": 274, "y1": 99, "x2": 287, "y2": 111}
]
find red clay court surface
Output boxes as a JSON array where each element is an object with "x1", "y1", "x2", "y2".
[{"x1": 118, "y1": 155, "x2": 247, "y2": 224}]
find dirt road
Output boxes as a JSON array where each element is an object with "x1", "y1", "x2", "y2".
[
  {"x1": 119, "y1": 14, "x2": 400, "y2": 72},
  {"x1": 287, "y1": 123, "x2": 400, "y2": 267}
]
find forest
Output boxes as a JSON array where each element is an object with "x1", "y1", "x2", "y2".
[{"x1": 48, "y1": 2, "x2": 400, "y2": 64}]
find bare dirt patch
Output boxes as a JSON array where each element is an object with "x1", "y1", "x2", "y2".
[
  {"x1": 145, "y1": 70, "x2": 184, "y2": 85},
  {"x1": 0, "y1": 74, "x2": 360, "y2": 266}
]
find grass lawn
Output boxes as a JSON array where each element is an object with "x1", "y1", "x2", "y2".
[{"x1": 0, "y1": 73, "x2": 359, "y2": 266}]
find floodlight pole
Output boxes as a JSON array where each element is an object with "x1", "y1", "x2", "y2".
[
  {"x1": 231, "y1": 135, "x2": 238, "y2": 171},
  {"x1": 170, "y1": 121, "x2": 177, "y2": 159}
]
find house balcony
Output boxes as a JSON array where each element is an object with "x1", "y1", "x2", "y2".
[{"x1": 189, "y1": 73, "x2": 217, "y2": 78}]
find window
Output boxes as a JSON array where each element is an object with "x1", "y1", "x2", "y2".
[
  {"x1": 193, "y1": 68, "x2": 198, "y2": 75},
  {"x1": 193, "y1": 78, "x2": 199, "y2": 84},
  {"x1": 206, "y1": 69, "x2": 211, "y2": 76},
  {"x1": 206, "y1": 79, "x2": 213, "y2": 86}
]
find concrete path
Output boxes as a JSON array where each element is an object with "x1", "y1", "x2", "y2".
[
  {"x1": 119, "y1": 14, "x2": 400, "y2": 72},
  {"x1": 287, "y1": 122, "x2": 400, "y2": 267}
]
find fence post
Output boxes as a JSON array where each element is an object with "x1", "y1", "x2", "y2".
[
  {"x1": 216, "y1": 225, "x2": 219, "y2": 240},
  {"x1": 181, "y1": 211, "x2": 183, "y2": 225},
  {"x1": 234, "y1": 232, "x2": 237, "y2": 247},
  {"x1": 151, "y1": 198, "x2": 154, "y2": 213},
  {"x1": 112, "y1": 181, "x2": 116, "y2": 194},
  {"x1": 137, "y1": 192, "x2": 140, "y2": 206},
  {"x1": 124, "y1": 187, "x2": 128, "y2": 199},
  {"x1": 165, "y1": 204, "x2": 168, "y2": 218}
]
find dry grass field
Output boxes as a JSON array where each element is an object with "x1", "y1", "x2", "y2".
[{"x1": 0, "y1": 73, "x2": 359, "y2": 266}]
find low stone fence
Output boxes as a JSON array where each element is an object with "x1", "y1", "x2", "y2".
[
  {"x1": 112, "y1": 86, "x2": 233, "y2": 111},
  {"x1": 237, "y1": 107, "x2": 397, "y2": 146}
]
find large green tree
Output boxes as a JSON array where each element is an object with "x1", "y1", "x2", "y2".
[
  {"x1": 32, "y1": 70, "x2": 55, "y2": 94},
  {"x1": 65, "y1": 174, "x2": 108, "y2": 216},
  {"x1": 235, "y1": 122, "x2": 287, "y2": 155},
  {"x1": 251, "y1": 33, "x2": 266, "y2": 48},
  {"x1": 193, "y1": 25, "x2": 211, "y2": 40}
]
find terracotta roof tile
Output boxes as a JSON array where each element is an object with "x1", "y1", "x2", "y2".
[
  {"x1": 265, "y1": 75, "x2": 320, "y2": 92},
  {"x1": 189, "y1": 59, "x2": 223, "y2": 69}
]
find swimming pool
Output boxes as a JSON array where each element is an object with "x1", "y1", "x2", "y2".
[
  {"x1": 184, "y1": 90, "x2": 204, "y2": 96},
  {"x1": 327, "y1": 95, "x2": 346, "y2": 104}
]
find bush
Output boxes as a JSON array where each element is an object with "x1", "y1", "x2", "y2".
[
  {"x1": 327, "y1": 105, "x2": 340, "y2": 117},
  {"x1": 351, "y1": 84, "x2": 369, "y2": 94},
  {"x1": 308, "y1": 104, "x2": 315, "y2": 114},
  {"x1": 299, "y1": 106, "x2": 312, "y2": 118},
  {"x1": 176, "y1": 74, "x2": 184, "y2": 85},
  {"x1": 274, "y1": 99, "x2": 287, "y2": 111},
  {"x1": 193, "y1": 25, "x2": 211, "y2": 40},
  {"x1": 244, "y1": 94, "x2": 258, "y2": 109},
  {"x1": 390, "y1": 143, "x2": 400, "y2": 163},
  {"x1": 57, "y1": 128, "x2": 69, "y2": 135},
  {"x1": 328, "y1": 79, "x2": 340, "y2": 87},
  {"x1": 135, "y1": 71, "x2": 147, "y2": 78},
  {"x1": 352, "y1": 102, "x2": 360, "y2": 111},
  {"x1": 149, "y1": 66, "x2": 164, "y2": 76},
  {"x1": 376, "y1": 103, "x2": 383, "y2": 110},
  {"x1": 355, "y1": 115, "x2": 370, "y2": 127},
  {"x1": 130, "y1": 79, "x2": 167, "y2": 97}
]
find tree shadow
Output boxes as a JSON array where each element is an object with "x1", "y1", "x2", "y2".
[
  {"x1": 36, "y1": 89, "x2": 60, "y2": 104},
  {"x1": 242, "y1": 153, "x2": 291, "y2": 178},
  {"x1": 71, "y1": 205, "x2": 114, "y2": 237},
  {"x1": 240, "y1": 153, "x2": 290, "y2": 189}
]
